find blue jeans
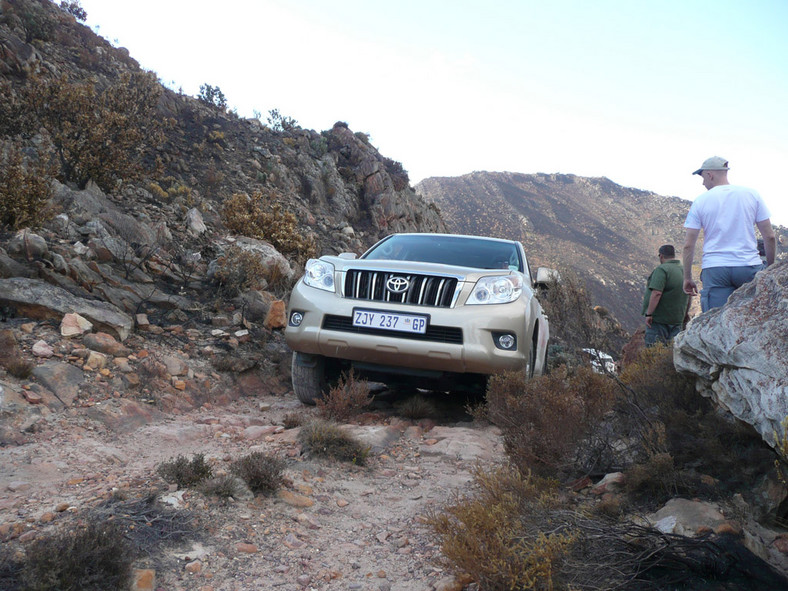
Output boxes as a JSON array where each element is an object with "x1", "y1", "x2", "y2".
[
  {"x1": 645, "y1": 322, "x2": 682, "y2": 347},
  {"x1": 700, "y1": 265, "x2": 762, "y2": 312}
]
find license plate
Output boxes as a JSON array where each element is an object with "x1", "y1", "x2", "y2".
[{"x1": 352, "y1": 309, "x2": 428, "y2": 334}]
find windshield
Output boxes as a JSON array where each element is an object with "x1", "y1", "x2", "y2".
[{"x1": 362, "y1": 235, "x2": 523, "y2": 272}]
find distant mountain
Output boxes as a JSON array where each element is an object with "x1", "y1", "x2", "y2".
[{"x1": 416, "y1": 172, "x2": 693, "y2": 333}]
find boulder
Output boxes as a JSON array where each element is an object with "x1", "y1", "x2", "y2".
[
  {"x1": 0, "y1": 278, "x2": 133, "y2": 341},
  {"x1": 674, "y1": 262, "x2": 788, "y2": 451}
]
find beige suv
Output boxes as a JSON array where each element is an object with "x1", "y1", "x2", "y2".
[{"x1": 285, "y1": 233, "x2": 552, "y2": 404}]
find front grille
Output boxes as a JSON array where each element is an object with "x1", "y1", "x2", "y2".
[
  {"x1": 323, "y1": 315, "x2": 463, "y2": 344},
  {"x1": 344, "y1": 270, "x2": 458, "y2": 308}
]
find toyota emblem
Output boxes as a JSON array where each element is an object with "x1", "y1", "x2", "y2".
[{"x1": 386, "y1": 276, "x2": 410, "y2": 294}]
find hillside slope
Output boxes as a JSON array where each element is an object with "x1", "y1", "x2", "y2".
[{"x1": 417, "y1": 172, "x2": 695, "y2": 332}]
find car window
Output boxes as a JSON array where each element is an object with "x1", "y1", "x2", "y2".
[{"x1": 363, "y1": 235, "x2": 523, "y2": 272}]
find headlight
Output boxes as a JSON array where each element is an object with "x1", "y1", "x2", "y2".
[
  {"x1": 468, "y1": 274, "x2": 523, "y2": 305},
  {"x1": 303, "y1": 259, "x2": 335, "y2": 292}
]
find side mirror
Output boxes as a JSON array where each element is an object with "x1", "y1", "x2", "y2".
[
  {"x1": 534, "y1": 267, "x2": 560, "y2": 289},
  {"x1": 338, "y1": 252, "x2": 357, "y2": 260}
]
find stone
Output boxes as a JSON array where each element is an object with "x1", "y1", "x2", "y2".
[
  {"x1": 32, "y1": 361, "x2": 84, "y2": 407},
  {"x1": 648, "y1": 498, "x2": 726, "y2": 536},
  {"x1": 83, "y1": 332, "x2": 132, "y2": 356},
  {"x1": 83, "y1": 351, "x2": 108, "y2": 370},
  {"x1": 186, "y1": 208, "x2": 207, "y2": 236},
  {"x1": 674, "y1": 261, "x2": 788, "y2": 451},
  {"x1": 0, "y1": 278, "x2": 133, "y2": 341},
  {"x1": 235, "y1": 542, "x2": 258, "y2": 554},
  {"x1": 278, "y1": 489, "x2": 314, "y2": 508},
  {"x1": 7, "y1": 229, "x2": 48, "y2": 259},
  {"x1": 32, "y1": 340, "x2": 54, "y2": 358},
  {"x1": 264, "y1": 299, "x2": 287, "y2": 330},
  {"x1": 163, "y1": 355, "x2": 188, "y2": 376},
  {"x1": 61, "y1": 312, "x2": 93, "y2": 337},
  {"x1": 132, "y1": 568, "x2": 156, "y2": 591}
]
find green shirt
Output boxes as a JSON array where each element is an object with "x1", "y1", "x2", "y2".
[{"x1": 641, "y1": 259, "x2": 688, "y2": 325}]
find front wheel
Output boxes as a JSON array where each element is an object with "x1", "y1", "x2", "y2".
[{"x1": 291, "y1": 352, "x2": 327, "y2": 405}]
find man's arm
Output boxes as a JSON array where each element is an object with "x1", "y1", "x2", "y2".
[
  {"x1": 682, "y1": 228, "x2": 701, "y2": 295},
  {"x1": 756, "y1": 218, "x2": 777, "y2": 266},
  {"x1": 645, "y1": 289, "x2": 662, "y2": 327}
]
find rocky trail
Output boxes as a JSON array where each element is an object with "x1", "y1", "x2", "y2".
[{"x1": 1, "y1": 363, "x2": 501, "y2": 591}]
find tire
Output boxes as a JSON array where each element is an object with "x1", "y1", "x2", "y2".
[{"x1": 291, "y1": 352, "x2": 327, "y2": 405}]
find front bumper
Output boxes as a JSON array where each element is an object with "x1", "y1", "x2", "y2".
[{"x1": 284, "y1": 281, "x2": 532, "y2": 375}]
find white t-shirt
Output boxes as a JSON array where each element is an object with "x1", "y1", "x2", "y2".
[{"x1": 684, "y1": 184, "x2": 771, "y2": 268}]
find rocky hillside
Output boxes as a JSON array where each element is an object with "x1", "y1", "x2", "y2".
[
  {"x1": 416, "y1": 172, "x2": 691, "y2": 332},
  {"x1": 416, "y1": 172, "x2": 787, "y2": 333}
]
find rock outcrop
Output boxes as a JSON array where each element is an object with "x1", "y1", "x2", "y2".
[{"x1": 674, "y1": 261, "x2": 788, "y2": 450}]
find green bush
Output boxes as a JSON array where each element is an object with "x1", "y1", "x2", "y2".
[
  {"x1": 298, "y1": 419, "x2": 369, "y2": 465},
  {"x1": 59, "y1": 0, "x2": 86, "y2": 21},
  {"x1": 267, "y1": 108, "x2": 298, "y2": 132},
  {"x1": 156, "y1": 453, "x2": 213, "y2": 488},
  {"x1": 197, "y1": 83, "x2": 227, "y2": 110},
  {"x1": 230, "y1": 451, "x2": 286, "y2": 496}
]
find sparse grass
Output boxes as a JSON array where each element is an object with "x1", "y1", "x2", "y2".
[
  {"x1": 316, "y1": 370, "x2": 372, "y2": 421},
  {"x1": 19, "y1": 520, "x2": 134, "y2": 591},
  {"x1": 230, "y1": 452, "x2": 286, "y2": 496},
  {"x1": 156, "y1": 453, "x2": 213, "y2": 488},
  {"x1": 298, "y1": 419, "x2": 370, "y2": 465}
]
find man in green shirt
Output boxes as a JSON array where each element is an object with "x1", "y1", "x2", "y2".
[{"x1": 642, "y1": 244, "x2": 691, "y2": 347}]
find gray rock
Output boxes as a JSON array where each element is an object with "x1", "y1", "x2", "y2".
[
  {"x1": 674, "y1": 261, "x2": 788, "y2": 451},
  {"x1": 32, "y1": 361, "x2": 84, "y2": 407},
  {"x1": 7, "y1": 230, "x2": 48, "y2": 259},
  {"x1": 0, "y1": 277, "x2": 133, "y2": 341}
]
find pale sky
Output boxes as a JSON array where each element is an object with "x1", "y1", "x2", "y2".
[{"x1": 78, "y1": 0, "x2": 788, "y2": 226}]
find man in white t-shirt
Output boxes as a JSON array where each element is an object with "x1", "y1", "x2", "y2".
[{"x1": 682, "y1": 156, "x2": 776, "y2": 312}]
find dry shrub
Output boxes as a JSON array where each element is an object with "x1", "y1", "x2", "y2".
[
  {"x1": 298, "y1": 419, "x2": 369, "y2": 465},
  {"x1": 616, "y1": 344, "x2": 771, "y2": 501},
  {"x1": 282, "y1": 411, "x2": 304, "y2": 429},
  {"x1": 426, "y1": 464, "x2": 574, "y2": 591},
  {"x1": 221, "y1": 191, "x2": 316, "y2": 264},
  {"x1": 395, "y1": 394, "x2": 437, "y2": 420},
  {"x1": 212, "y1": 245, "x2": 268, "y2": 297},
  {"x1": 20, "y1": 520, "x2": 134, "y2": 591},
  {"x1": 484, "y1": 367, "x2": 616, "y2": 475},
  {"x1": 538, "y1": 267, "x2": 616, "y2": 368},
  {"x1": 230, "y1": 451, "x2": 286, "y2": 496},
  {"x1": 5, "y1": 357, "x2": 34, "y2": 379},
  {"x1": 0, "y1": 143, "x2": 54, "y2": 230},
  {"x1": 316, "y1": 370, "x2": 371, "y2": 422},
  {"x1": 0, "y1": 330, "x2": 33, "y2": 378},
  {"x1": 156, "y1": 453, "x2": 213, "y2": 488},
  {"x1": 200, "y1": 474, "x2": 251, "y2": 499}
]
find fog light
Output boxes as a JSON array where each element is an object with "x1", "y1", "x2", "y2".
[
  {"x1": 289, "y1": 311, "x2": 304, "y2": 327},
  {"x1": 497, "y1": 334, "x2": 516, "y2": 350}
]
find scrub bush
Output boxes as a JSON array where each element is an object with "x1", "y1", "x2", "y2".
[
  {"x1": 316, "y1": 370, "x2": 371, "y2": 421},
  {"x1": 212, "y1": 246, "x2": 269, "y2": 297},
  {"x1": 427, "y1": 464, "x2": 574, "y2": 591},
  {"x1": 20, "y1": 520, "x2": 134, "y2": 591},
  {"x1": 483, "y1": 366, "x2": 616, "y2": 476},
  {"x1": 156, "y1": 453, "x2": 213, "y2": 488},
  {"x1": 298, "y1": 419, "x2": 369, "y2": 465},
  {"x1": 0, "y1": 144, "x2": 54, "y2": 230},
  {"x1": 230, "y1": 451, "x2": 286, "y2": 496},
  {"x1": 221, "y1": 191, "x2": 316, "y2": 264}
]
